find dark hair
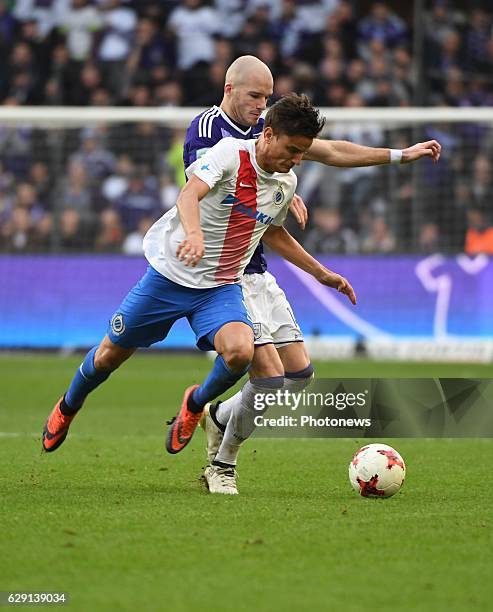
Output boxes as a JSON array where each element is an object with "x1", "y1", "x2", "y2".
[{"x1": 264, "y1": 93, "x2": 325, "y2": 139}]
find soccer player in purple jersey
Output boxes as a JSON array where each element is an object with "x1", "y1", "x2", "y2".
[{"x1": 176, "y1": 56, "x2": 441, "y2": 494}]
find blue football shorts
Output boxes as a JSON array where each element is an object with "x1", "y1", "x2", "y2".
[{"x1": 107, "y1": 265, "x2": 253, "y2": 351}]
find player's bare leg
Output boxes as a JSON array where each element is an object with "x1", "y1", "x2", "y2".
[
  {"x1": 276, "y1": 342, "x2": 310, "y2": 373},
  {"x1": 166, "y1": 322, "x2": 253, "y2": 454},
  {"x1": 42, "y1": 336, "x2": 136, "y2": 452},
  {"x1": 93, "y1": 335, "x2": 136, "y2": 371}
]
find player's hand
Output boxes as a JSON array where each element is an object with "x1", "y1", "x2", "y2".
[
  {"x1": 401, "y1": 140, "x2": 441, "y2": 164},
  {"x1": 317, "y1": 270, "x2": 357, "y2": 305},
  {"x1": 176, "y1": 231, "x2": 204, "y2": 267},
  {"x1": 288, "y1": 194, "x2": 308, "y2": 230}
]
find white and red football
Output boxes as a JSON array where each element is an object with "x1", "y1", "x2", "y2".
[{"x1": 349, "y1": 443, "x2": 406, "y2": 498}]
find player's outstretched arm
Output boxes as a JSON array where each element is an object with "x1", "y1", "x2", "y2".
[
  {"x1": 175, "y1": 175, "x2": 210, "y2": 267},
  {"x1": 303, "y1": 138, "x2": 441, "y2": 167},
  {"x1": 263, "y1": 225, "x2": 356, "y2": 305}
]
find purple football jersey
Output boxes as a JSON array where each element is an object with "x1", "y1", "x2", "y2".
[{"x1": 183, "y1": 105, "x2": 267, "y2": 274}]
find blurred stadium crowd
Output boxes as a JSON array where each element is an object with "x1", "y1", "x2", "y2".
[{"x1": 1, "y1": 0, "x2": 493, "y2": 254}]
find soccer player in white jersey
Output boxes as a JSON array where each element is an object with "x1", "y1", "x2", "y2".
[
  {"x1": 41, "y1": 94, "x2": 355, "y2": 458},
  {"x1": 177, "y1": 55, "x2": 441, "y2": 495}
]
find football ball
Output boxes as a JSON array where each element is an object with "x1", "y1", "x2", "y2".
[{"x1": 348, "y1": 443, "x2": 406, "y2": 498}]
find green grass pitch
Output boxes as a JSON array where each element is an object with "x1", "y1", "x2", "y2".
[{"x1": 0, "y1": 354, "x2": 492, "y2": 611}]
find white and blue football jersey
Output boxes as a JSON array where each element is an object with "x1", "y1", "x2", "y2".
[
  {"x1": 183, "y1": 105, "x2": 267, "y2": 274},
  {"x1": 144, "y1": 138, "x2": 296, "y2": 288}
]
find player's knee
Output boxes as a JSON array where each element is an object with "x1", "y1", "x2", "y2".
[{"x1": 223, "y1": 343, "x2": 254, "y2": 372}]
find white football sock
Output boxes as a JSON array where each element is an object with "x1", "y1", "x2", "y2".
[
  {"x1": 214, "y1": 377, "x2": 283, "y2": 466},
  {"x1": 215, "y1": 392, "x2": 240, "y2": 427}
]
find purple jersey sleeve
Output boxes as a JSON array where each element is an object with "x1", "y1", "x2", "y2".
[
  {"x1": 184, "y1": 107, "x2": 264, "y2": 169},
  {"x1": 183, "y1": 111, "x2": 222, "y2": 169}
]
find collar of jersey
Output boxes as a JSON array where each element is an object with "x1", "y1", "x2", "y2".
[{"x1": 217, "y1": 106, "x2": 255, "y2": 136}]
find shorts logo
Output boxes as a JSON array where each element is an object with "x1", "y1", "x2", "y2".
[
  {"x1": 111, "y1": 313, "x2": 125, "y2": 336},
  {"x1": 253, "y1": 323, "x2": 262, "y2": 340},
  {"x1": 273, "y1": 184, "x2": 285, "y2": 207}
]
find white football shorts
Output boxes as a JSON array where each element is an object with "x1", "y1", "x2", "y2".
[{"x1": 241, "y1": 271, "x2": 304, "y2": 346}]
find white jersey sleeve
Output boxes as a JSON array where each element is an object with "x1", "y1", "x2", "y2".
[
  {"x1": 272, "y1": 204, "x2": 289, "y2": 227},
  {"x1": 186, "y1": 138, "x2": 238, "y2": 189}
]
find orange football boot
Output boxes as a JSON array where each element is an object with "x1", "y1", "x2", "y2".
[
  {"x1": 42, "y1": 396, "x2": 76, "y2": 452},
  {"x1": 166, "y1": 384, "x2": 202, "y2": 454}
]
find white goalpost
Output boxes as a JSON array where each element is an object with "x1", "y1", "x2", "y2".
[{"x1": 1, "y1": 105, "x2": 493, "y2": 126}]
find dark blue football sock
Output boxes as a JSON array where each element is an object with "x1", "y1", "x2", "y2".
[
  {"x1": 283, "y1": 363, "x2": 315, "y2": 394},
  {"x1": 187, "y1": 355, "x2": 247, "y2": 413},
  {"x1": 284, "y1": 363, "x2": 315, "y2": 379},
  {"x1": 63, "y1": 346, "x2": 111, "y2": 415}
]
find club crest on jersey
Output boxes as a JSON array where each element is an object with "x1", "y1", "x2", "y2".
[
  {"x1": 273, "y1": 184, "x2": 285, "y2": 207},
  {"x1": 111, "y1": 313, "x2": 125, "y2": 336}
]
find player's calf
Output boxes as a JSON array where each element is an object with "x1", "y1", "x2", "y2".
[{"x1": 94, "y1": 335, "x2": 136, "y2": 371}]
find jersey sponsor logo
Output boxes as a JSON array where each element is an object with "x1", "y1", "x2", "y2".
[
  {"x1": 234, "y1": 202, "x2": 274, "y2": 226},
  {"x1": 273, "y1": 184, "x2": 285, "y2": 207},
  {"x1": 221, "y1": 193, "x2": 240, "y2": 206},
  {"x1": 240, "y1": 182, "x2": 255, "y2": 188},
  {"x1": 220, "y1": 194, "x2": 274, "y2": 225},
  {"x1": 251, "y1": 209, "x2": 274, "y2": 225},
  {"x1": 111, "y1": 313, "x2": 125, "y2": 336}
]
